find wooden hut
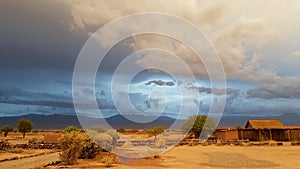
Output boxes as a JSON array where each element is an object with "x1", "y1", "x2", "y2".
[{"x1": 241, "y1": 120, "x2": 286, "y2": 141}]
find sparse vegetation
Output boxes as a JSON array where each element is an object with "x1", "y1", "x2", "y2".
[
  {"x1": 269, "y1": 140, "x2": 277, "y2": 146},
  {"x1": 90, "y1": 126, "x2": 107, "y2": 133},
  {"x1": 59, "y1": 131, "x2": 87, "y2": 165},
  {"x1": 146, "y1": 126, "x2": 165, "y2": 140},
  {"x1": 202, "y1": 142, "x2": 209, "y2": 146},
  {"x1": 79, "y1": 138, "x2": 100, "y2": 159},
  {"x1": 116, "y1": 128, "x2": 126, "y2": 133},
  {"x1": 63, "y1": 126, "x2": 79, "y2": 133},
  {"x1": 92, "y1": 133, "x2": 114, "y2": 151},
  {"x1": 181, "y1": 115, "x2": 216, "y2": 139},
  {"x1": 17, "y1": 118, "x2": 33, "y2": 138},
  {"x1": 241, "y1": 142, "x2": 250, "y2": 147},
  {"x1": 1, "y1": 125, "x2": 14, "y2": 137},
  {"x1": 87, "y1": 127, "x2": 120, "y2": 151},
  {"x1": 0, "y1": 148, "x2": 24, "y2": 153},
  {"x1": 101, "y1": 155, "x2": 114, "y2": 167}
]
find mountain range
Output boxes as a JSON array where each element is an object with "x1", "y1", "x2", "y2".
[{"x1": 0, "y1": 113, "x2": 299, "y2": 130}]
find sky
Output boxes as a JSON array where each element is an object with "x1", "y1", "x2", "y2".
[{"x1": 1, "y1": 0, "x2": 300, "y2": 119}]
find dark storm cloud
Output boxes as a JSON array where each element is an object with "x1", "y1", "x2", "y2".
[
  {"x1": 188, "y1": 86, "x2": 240, "y2": 96},
  {"x1": 0, "y1": 87, "x2": 115, "y2": 110},
  {"x1": 246, "y1": 78, "x2": 300, "y2": 99},
  {"x1": 0, "y1": 0, "x2": 87, "y2": 71},
  {"x1": 0, "y1": 1, "x2": 132, "y2": 73},
  {"x1": 247, "y1": 87, "x2": 300, "y2": 99},
  {"x1": 145, "y1": 80, "x2": 175, "y2": 86}
]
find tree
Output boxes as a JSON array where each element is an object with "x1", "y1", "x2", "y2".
[
  {"x1": 63, "y1": 126, "x2": 79, "y2": 133},
  {"x1": 18, "y1": 118, "x2": 33, "y2": 138},
  {"x1": 147, "y1": 126, "x2": 165, "y2": 140},
  {"x1": 181, "y1": 115, "x2": 216, "y2": 139},
  {"x1": 1, "y1": 125, "x2": 14, "y2": 137}
]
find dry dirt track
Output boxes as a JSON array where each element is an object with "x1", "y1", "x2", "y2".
[{"x1": 0, "y1": 152, "x2": 60, "y2": 169}]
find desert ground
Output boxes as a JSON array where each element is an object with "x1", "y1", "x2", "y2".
[
  {"x1": 2, "y1": 132, "x2": 300, "y2": 169},
  {"x1": 43, "y1": 145, "x2": 300, "y2": 169}
]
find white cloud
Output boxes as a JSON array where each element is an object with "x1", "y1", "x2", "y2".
[
  {"x1": 64, "y1": 0, "x2": 300, "y2": 84},
  {"x1": 291, "y1": 51, "x2": 300, "y2": 57}
]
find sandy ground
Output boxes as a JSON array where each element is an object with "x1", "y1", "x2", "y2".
[
  {"x1": 0, "y1": 149, "x2": 56, "y2": 161},
  {"x1": 0, "y1": 152, "x2": 60, "y2": 169},
  {"x1": 46, "y1": 145, "x2": 300, "y2": 169}
]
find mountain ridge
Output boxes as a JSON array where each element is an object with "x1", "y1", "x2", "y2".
[{"x1": 0, "y1": 113, "x2": 299, "y2": 130}]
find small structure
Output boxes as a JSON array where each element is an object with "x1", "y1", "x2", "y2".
[
  {"x1": 215, "y1": 128, "x2": 239, "y2": 140},
  {"x1": 215, "y1": 119, "x2": 300, "y2": 141},
  {"x1": 243, "y1": 120, "x2": 285, "y2": 141}
]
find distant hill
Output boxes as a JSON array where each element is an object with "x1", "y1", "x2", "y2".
[
  {"x1": 0, "y1": 113, "x2": 299, "y2": 130},
  {"x1": 0, "y1": 114, "x2": 184, "y2": 130}
]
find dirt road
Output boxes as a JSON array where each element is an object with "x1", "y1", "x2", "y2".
[{"x1": 0, "y1": 152, "x2": 60, "y2": 169}]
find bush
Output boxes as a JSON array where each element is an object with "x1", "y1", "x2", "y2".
[
  {"x1": 269, "y1": 140, "x2": 277, "y2": 146},
  {"x1": 102, "y1": 155, "x2": 114, "y2": 167},
  {"x1": 127, "y1": 129, "x2": 139, "y2": 133},
  {"x1": 63, "y1": 126, "x2": 79, "y2": 133},
  {"x1": 59, "y1": 131, "x2": 87, "y2": 165},
  {"x1": 241, "y1": 142, "x2": 250, "y2": 147},
  {"x1": 0, "y1": 148, "x2": 23, "y2": 153},
  {"x1": 90, "y1": 126, "x2": 107, "y2": 133},
  {"x1": 87, "y1": 129, "x2": 120, "y2": 151},
  {"x1": 79, "y1": 138, "x2": 100, "y2": 159},
  {"x1": 93, "y1": 133, "x2": 113, "y2": 151},
  {"x1": 106, "y1": 130, "x2": 120, "y2": 147},
  {"x1": 116, "y1": 128, "x2": 126, "y2": 133},
  {"x1": 202, "y1": 142, "x2": 209, "y2": 146}
]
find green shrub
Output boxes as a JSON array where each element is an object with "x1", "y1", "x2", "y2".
[
  {"x1": 1, "y1": 125, "x2": 14, "y2": 137},
  {"x1": 63, "y1": 126, "x2": 79, "y2": 133},
  {"x1": 18, "y1": 118, "x2": 33, "y2": 138}
]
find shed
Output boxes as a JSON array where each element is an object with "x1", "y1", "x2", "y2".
[
  {"x1": 245, "y1": 120, "x2": 284, "y2": 129},
  {"x1": 244, "y1": 120, "x2": 285, "y2": 141}
]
